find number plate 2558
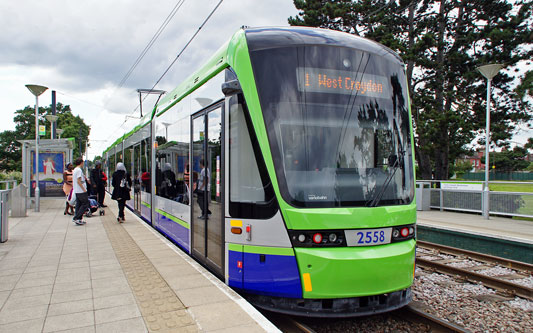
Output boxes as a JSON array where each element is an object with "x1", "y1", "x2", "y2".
[{"x1": 345, "y1": 228, "x2": 392, "y2": 247}]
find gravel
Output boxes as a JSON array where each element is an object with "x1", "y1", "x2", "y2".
[{"x1": 413, "y1": 268, "x2": 533, "y2": 332}]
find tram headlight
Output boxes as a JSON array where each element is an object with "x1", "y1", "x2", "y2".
[
  {"x1": 289, "y1": 230, "x2": 346, "y2": 247},
  {"x1": 391, "y1": 224, "x2": 416, "y2": 243}
]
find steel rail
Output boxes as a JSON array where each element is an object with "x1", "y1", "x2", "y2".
[
  {"x1": 396, "y1": 304, "x2": 471, "y2": 333},
  {"x1": 261, "y1": 312, "x2": 316, "y2": 333},
  {"x1": 416, "y1": 257, "x2": 533, "y2": 300},
  {"x1": 417, "y1": 240, "x2": 533, "y2": 273}
]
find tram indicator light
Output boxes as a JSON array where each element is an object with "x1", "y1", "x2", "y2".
[{"x1": 231, "y1": 227, "x2": 242, "y2": 234}]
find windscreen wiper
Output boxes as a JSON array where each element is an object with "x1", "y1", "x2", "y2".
[{"x1": 366, "y1": 120, "x2": 405, "y2": 207}]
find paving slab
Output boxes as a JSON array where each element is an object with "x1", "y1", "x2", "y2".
[{"x1": 0, "y1": 197, "x2": 279, "y2": 332}]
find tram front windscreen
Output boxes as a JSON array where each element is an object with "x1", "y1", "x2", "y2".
[{"x1": 250, "y1": 45, "x2": 414, "y2": 208}]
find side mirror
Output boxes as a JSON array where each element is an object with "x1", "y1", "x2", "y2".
[{"x1": 222, "y1": 80, "x2": 242, "y2": 96}]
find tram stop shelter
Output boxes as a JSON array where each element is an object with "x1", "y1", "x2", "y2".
[{"x1": 18, "y1": 138, "x2": 74, "y2": 198}]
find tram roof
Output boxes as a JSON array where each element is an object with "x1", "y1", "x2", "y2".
[{"x1": 244, "y1": 26, "x2": 402, "y2": 63}]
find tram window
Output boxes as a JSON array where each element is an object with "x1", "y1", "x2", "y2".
[
  {"x1": 229, "y1": 94, "x2": 277, "y2": 219},
  {"x1": 155, "y1": 117, "x2": 190, "y2": 204}
]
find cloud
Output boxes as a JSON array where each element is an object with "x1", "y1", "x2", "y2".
[{"x1": 0, "y1": 0, "x2": 299, "y2": 158}]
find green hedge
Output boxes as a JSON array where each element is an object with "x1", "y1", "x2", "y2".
[
  {"x1": 0, "y1": 171, "x2": 22, "y2": 189},
  {"x1": 462, "y1": 172, "x2": 533, "y2": 181}
]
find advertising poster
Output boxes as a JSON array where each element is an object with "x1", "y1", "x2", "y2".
[{"x1": 30, "y1": 152, "x2": 65, "y2": 197}]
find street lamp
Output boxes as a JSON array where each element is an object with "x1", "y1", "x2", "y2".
[
  {"x1": 45, "y1": 114, "x2": 59, "y2": 140},
  {"x1": 56, "y1": 128, "x2": 64, "y2": 139},
  {"x1": 477, "y1": 64, "x2": 503, "y2": 220},
  {"x1": 161, "y1": 122, "x2": 171, "y2": 141},
  {"x1": 25, "y1": 84, "x2": 48, "y2": 212}
]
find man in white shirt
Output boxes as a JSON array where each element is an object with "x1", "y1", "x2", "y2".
[{"x1": 72, "y1": 157, "x2": 89, "y2": 225}]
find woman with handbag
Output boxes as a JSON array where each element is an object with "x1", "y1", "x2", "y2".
[{"x1": 111, "y1": 162, "x2": 132, "y2": 223}]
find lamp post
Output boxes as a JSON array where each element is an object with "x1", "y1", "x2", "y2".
[
  {"x1": 56, "y1": 128, "x2": 64, "y2": 139},
  {"x1": 25, "y1": 84, "x2": 48, "y2": 212},
  {"x1": 477, "y1": 64, "x2": 503, "y2": 220},
  {"x1": 161, "y1": 122, "x2": 171, "y2": 141},
  {"x1": 45, "y1": 114, "x2": 59, "y2": 140}
]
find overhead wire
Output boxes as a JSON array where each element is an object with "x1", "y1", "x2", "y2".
[
  {"x1": 90, "y1": 0, "x2": 188, "y2": 152},
  {"x1": 149, "y1": 0, "x2": 224, "y2": 91},
  {"x1": 94, "y1": 0, "x2": 187, "y2": 149},
  {"x1": 101, "y1": 0, "x2": 224, "y2": 152},
  {"x1": 115, "y1": 0, "x2": 186, "y2": 93},
  {"x1": 121, "y1": 0, "x2": 224, "y2": 123}
]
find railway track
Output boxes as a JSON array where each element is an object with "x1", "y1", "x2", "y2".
[
  {"x1": 395, "y1": 303, "x2": 470, "y2": 333},
  {"x1": 264, "y1": 303, "x2": 471, "y2": 332},
  {"x1": 416, "y1": 241, "x2": 533, "y2": 300},
  {"x1": 260, "y1": 311, "x2": 316, "y2": 333}
]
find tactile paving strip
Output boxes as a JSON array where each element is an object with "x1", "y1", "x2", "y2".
[{"x1": 101, "y1": 213, "x2": 198, "y2": 332}]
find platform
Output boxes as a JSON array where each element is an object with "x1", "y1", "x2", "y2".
[
  {"x1": 417, "y1": 210, "x2": 533, "y2": 244},
  {"x1": 417, "y1": 210, "x2": 533, "y2": 263},
  {"x1": 0, "y1": 197, "x2": 279, "y2": 332}
]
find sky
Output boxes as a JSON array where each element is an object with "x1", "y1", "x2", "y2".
[
  {"x1": 0, "y1": 0, "x2": 299, "y2": 159},
  {"x1": 1, "y1": 1, "x2": 530, "y2": 160}
]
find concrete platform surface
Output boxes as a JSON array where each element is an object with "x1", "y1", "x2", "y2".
[
  {"x1": 417, "y1": 210, "x2": 533, "y2": 244},
  {"x1": 0, "y1": 197, "x2": 279, "y2": 333}
]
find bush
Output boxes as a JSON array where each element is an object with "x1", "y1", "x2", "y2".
[{"x1": 0, "y1": 171, "x2": 22, "y2": 189}]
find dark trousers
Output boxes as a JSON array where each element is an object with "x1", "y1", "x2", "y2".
[
  {"x1": 117, "y1": 199, "x2": 126, "y2": 218},
  {"x1": 197, "y1": 191, "x2": 211, "y2": 217},
  {"x1": 97, "y1": 186, "x2": 106, "y2": 206},
  {"x1": 74, "y1": 192, "x2": 89, "y2": 221}
]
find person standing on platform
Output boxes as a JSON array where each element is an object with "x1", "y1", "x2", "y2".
[
  {"x1": 90, "y1": 160, "x2": 107, "y2": 207},
  {"x1": 62, "y1": 163, "x2": 74, "y2": 215},
  {"x1": 197, "y1": 159, "x2": 212, "y2": 219},
  {"x1": 111, "y1": 162, "x2": 132, "y2": 223},
  {"x1": 72, "y1": 157, "x2": 89, "y2": 225}
]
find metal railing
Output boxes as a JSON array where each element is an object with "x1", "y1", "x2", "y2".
[
  {"x1": 416, "y1": 180, "x2": 533, "y2": 219},
  {"x1": 0, "y1": 180, "x2": 17, "y2": 190}
]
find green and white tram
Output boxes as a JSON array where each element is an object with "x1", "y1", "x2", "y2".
[{"x1": 102, "y1": 26, "x2": 416, "y2": 316}]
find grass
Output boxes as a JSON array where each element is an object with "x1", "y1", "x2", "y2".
[
  {"x1": 488, "y1": 182, "x2": 533, "y2": 220},
  {"x1": 489, "y1": 183, "x2": 533, "y2": 193}
]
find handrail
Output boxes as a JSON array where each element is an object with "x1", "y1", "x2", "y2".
[
  {"x1": 0, "y1": 180, "x2": 17, "y2": 190},
  {"x1": 415, "y1": 180, "x2": 533, "y2": 218},
  {"x1": 416, "y1": 179, "x2": 533, "y2": 185}
]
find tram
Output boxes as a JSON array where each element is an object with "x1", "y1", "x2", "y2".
[{"x1": 102, "y1": 27, "x2": 416, "y2": 317}]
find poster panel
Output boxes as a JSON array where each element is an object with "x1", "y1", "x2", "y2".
[{"x1": 30, "y1": 151, "x2": 65, "y2": 197}]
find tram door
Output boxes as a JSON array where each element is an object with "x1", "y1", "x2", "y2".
[
  {"x1": 133, "y1": 143, "x2": 142, "y2": 215},
  {"x1": 191, "y1": 104, "x2": 224, "y2": 276}
]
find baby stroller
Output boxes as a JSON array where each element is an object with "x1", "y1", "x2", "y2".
[{"x1": 86, "y1": 194, "x2": 105, "y2": 217}]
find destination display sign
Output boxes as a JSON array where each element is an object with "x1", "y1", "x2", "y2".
[{"x1": 296, "y1": 67, "x2": 390, "y2": 98}]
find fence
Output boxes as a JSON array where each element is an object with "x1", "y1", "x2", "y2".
[
  {"x1": 416, "y1": 180, "x2": 533, "y2": 219},
  {"x1": 462, "y1": 172, "x2": 533, "y2": 181},
  {"x1": 0, "y1": 180, "x2": 17, "y2": 190}
]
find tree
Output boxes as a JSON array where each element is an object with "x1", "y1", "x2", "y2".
[
  {"x1": 0, "y1": 103, "x2": 90, "y2": 172},
  {"x1": 0, "y1": 130, "x2": 21, "y2": 171},
  {"x1": 451, "y1": 160, "x2": 472, "y2": 178},
  {"x1": 289, "y1": 0, "x2": 533, "y2": 180},
  {"x1": 516, "y1": 70, "x2": 533, "y2": 100},
  {"x1": 482, "y1": 147, "x2": 530, "y2": 172}
]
